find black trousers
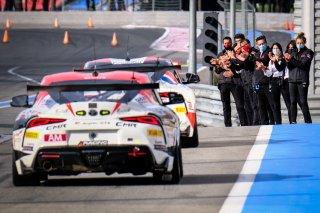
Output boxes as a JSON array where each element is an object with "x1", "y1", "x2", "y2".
[
  {"x1": 243, "y1": 84, "x2": 260, "y2": 125},
  {"x1": 86, "y1": 0, "x2": 96, "y2": 10},
  {"x1": 256, "y1": 84, "x2": 280, "y2": 125},
  {"x1": 281, "y1": 79, "x2": 292, "y2": 123},
  {"x1": 270, "y1": 78, "x2": 282, "y2": 124},
  {"x1": 219, "y1": 83, "x2": 248, "y2": 127},
  {"x1": 289, "y1": 82, "x2": 312, "y2": 123}
]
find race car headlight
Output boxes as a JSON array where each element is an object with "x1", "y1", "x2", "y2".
[
  {"x1": 27, "y1": 118, "x2": 66, "y2": 128},
  {"x1": 120, "y1": 116, "x2": 160, "y2": 125}
]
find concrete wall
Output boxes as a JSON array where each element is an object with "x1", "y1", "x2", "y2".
[{"x1": 0, "y1": 11, "x2": 293, "y2": 30}]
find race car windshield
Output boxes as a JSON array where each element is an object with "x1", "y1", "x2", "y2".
[{"x1": 35, "y1": 80, "x2": 160, "y2": 105}]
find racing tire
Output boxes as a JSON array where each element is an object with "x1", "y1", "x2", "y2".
[
  {"x1": 178, "y1": 143, "x2": 184, "y2": 178},
  {"x1": 181, "y1": 119, "x2": 199, "y2": 148},
  {"x1": 152, "y1": 171, "x2": 163, "y2": 183},
  {"x1": 12, "y1": 152, "x2": 40, "y2": 186},
  {"x1": 169, "y1": 145, "x2": 182, "y2": 184},
  {"x1": 152, "y1": 145, "x2": 182, "y2": 184}
]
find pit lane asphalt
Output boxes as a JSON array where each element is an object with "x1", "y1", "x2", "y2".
[{"x1": 0, "y1": 29, "x2": 259, "y2": 213}]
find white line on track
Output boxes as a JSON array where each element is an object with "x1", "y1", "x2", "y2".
[
  {"x1": 8, "y1": 66, "x2": 41, "y2": 84},
  {"x1": 219, "y1": 125, "x2": 273, "y2": 213},
  {"x1": 0, "y1": 67, "x2": 40, "y2": 109},
  {"x1": 149, "y1": 27, "x2": 170, "y2": 49}
]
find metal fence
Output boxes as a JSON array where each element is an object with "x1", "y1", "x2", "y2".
[{"x1": 133, "y1": 0, "x2": 182, "y2": 11}]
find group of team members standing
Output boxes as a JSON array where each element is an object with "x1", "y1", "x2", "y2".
[{"x1": 211, "y1": 32, "x2": 314, "y2": 126}]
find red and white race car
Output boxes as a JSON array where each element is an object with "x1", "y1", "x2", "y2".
[
  {"x1": 83, "y1": 57, "x2": 200, "y2": 147},
  {"x1": 11, "y1": 70, "x2": 184, "y2": 186}
]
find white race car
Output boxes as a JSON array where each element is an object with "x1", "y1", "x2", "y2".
[
  {"x1": 83, "y1": 57, "x2": 200, "y2": 147},
  {"x1": 11, "y1": 71, "x2": 183, "y2": 186}
]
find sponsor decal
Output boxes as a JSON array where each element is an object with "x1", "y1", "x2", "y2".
[
  {"x1": 39, "y1": 97, "x2": 55, "y2": 107},
  {"x1": 22, "y1": 146, "x2": 33, "y2": 151},
  {"x1": 84, "y1": 76, "x2": 107, "y2": 80},
  {"x1": 161, "y1": 97, "x2": 170, "y2": 104},
  {"x1": 127, "y1": 138, "x2": 133, "y2": 142},
  {"x1": 135, "y1": 139, "x2": 141, "y2": 144},
  {"x1": 187, "y1": 102, "x2": 194, "y2": 110},
  {"x1": 134, "y1": 95, "x2": 145, "y2": 103},
  {"x1": 154, "y1": 144, "x2": 168, "y2": 152},
  {"x1": 55, "y1": 109, "x2": 69, "y2": 114},
  {"x1": 176, "y1": 106, "x2": 186, "y2": 113},
  {"x1": 74, "y1": 121, "x2": 109, "y2": 125},
  {"x1": 25, "y1": 131, "x2": 39, "y2": 139},
  {"x1": 147, "y1": 129, "x2": 163, "y2": 137},
  {"x1": 78, "y1": 140, "x2": 108, "y2": 147},
  {"x1": 111, "y1": 58, "x2": 145, "y2": 65},
  {"x1": 46, "y1": 124, "x2": 66, "y2": 130},
  {"x1": 116, "y1": 122, "x2": 137, "y2": 128},
  {"x1": 44, "y1": 134, "x2": 67, "y2": 142},
  {"x1": 13, "y1": 130, "x2": 24, "y2": 146}
]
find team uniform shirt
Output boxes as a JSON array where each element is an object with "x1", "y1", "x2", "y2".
[{"x1": 268, "y1": 60, "x2": 284, "y2": 78}]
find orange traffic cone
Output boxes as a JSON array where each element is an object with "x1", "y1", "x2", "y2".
[
  {"x1": 111, "y1": 32, "x2": 118, "y2": 47},
  {"x1": 63, "y1": 31, "x2": 69, "y2": 45},
  {"x1": 5, "y1": 18, "x2": 11, "y2": 29},
  {"x1": 54, "y1": 17, "x2": 59, "y2": 29},
  {"x1": 3, "y1": 30, "x2": 9, "y2": 43},
  {"x1": 285, "y1": 20, "x2": 290, "y2": 30},
  {"x1": 290, "y1": 20, "x2": 295, "y2": 31},
  {"x1": 88, "y1": 17, "x2": 94, "y2": 28}
]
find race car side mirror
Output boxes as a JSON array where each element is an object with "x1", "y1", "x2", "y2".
[
  {"x1": 182, "y1": 73, "x2": 200, "y2": 84},
  {"x1": 10, "y1": 95, "x2": 30, "y2": 107},
  {"x1": 159, "y1": 92, "x2": 185, "y2": 105}
]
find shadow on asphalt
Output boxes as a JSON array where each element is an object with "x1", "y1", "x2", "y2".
[{"x1": 42, "y1": 173, "x2": 311, "y2": 187}]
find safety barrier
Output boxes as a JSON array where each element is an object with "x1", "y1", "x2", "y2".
[{"x1": 187, "y1": 83, "x2": 240, "y2": 127}]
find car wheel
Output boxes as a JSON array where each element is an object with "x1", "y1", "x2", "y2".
[
  {"x1": 153, "y1": 145, "x2": 182, "y2": 184},
  {"x1": 12, "y1": 152, "x2": 40, "y2": 186},
  {"x1": 178, "y1": 143, "x2": 184, "y2": 178},
  {"x1": 181, "y1": 119, "x2": 199, "y2": 148},
  {"x1": 169, "y1": 145, "x2": 181, "y2": 184},
  {"x1": 152, "y1": 171, "x2": 164, "y2": 183}
]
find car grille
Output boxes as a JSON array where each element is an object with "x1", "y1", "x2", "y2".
[{"x1": 82, "y1": 150, "x2": 105, "y2": 167}]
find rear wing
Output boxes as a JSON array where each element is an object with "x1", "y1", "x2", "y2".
[
  {"x1": 73, "y1": 64, "x2": 181, "y2": 73},
  {"x1": 27, "y1": 83, "x2": 159, "y2": 92}
]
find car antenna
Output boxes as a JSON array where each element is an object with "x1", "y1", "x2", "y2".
[
  {"x1": 125, "y1": 36, "x2": 130, "y2": 61},
  {"x1": 92, "y1": 43, "x2": 99, "y2": 77},
  {"x1": 125, "y1": 36, "x2": 136, "y2": 82}
]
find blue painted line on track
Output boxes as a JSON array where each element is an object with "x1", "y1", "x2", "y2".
[{"x1": 242, "y1": 124, "x2": 320, "y2": 212}]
